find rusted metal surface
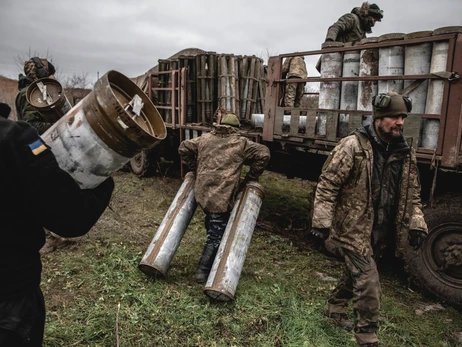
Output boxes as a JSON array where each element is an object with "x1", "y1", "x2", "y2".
[
  {"x1": 26, "y1": 78, "x2": 72, "y2": 119},
  {"x1": 41, "y1": 70, "x2": 166, "y2": 188},
  {"x1": 139, "y1": 172, "x2": 198, "y2": 277},
  {"x1": 442, "y1": 31, "x2": 462, "y2": 167},
  {"x1": 204, "y1": 182, "x2": 265, "y2": 301}
]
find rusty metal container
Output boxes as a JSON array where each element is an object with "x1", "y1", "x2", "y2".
[
  {"x1": 41, "y1": 70, "x2": 167, "y2": 188},
  {"x1": 378, "y1": 33, "x2": 405, "y2": 94},
  {"x1": 339, "y1": 48, "x2": 360, "y2": 137},
  {"x1": 204, "y1": 182, "x2": 264, "y2": 301},
  {"x1": 26, "y1": 77, "x2": 72, "y2": 120},
  {"x1": 317, "y1": 42, "x2": 344, "y2": 136},
  {"x1": 139, "y1": 172, "x2": 198, "y2": 278},
  {"x1": 357, "y1": 37, "x2": 379, "y2": 126}
]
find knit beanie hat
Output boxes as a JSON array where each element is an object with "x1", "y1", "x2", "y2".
[{"x1": 372, "y1": 92, "x2": 412, "y2": 120}]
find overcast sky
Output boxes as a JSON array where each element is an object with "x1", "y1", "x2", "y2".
[{"x1": 1, "y1": 0, "x2": 461, "y2": 86}]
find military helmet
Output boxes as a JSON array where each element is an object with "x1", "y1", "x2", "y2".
[
  {"x1": 221, "y1": 113, "x2": 241, "y2": 127},
  {"x1": 372, "y1": 92, "x2": 412, "y2": 119},
  {"x1": 368, "y1": 3, "x2": 383, "y2": 21}
]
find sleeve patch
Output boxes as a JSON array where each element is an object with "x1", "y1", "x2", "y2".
[{"x1": 28, "y1": 139, "x2": 48, "y2": 155}]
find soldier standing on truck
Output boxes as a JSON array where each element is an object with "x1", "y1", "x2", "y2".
[
  {"x1": 324, "y1": 2, "x2": 383, "y2": 44},
  {"x1": 310, "y1": 92, "x2": 428, "y2": 347},
  {"x1": 178, "y1": 113, "x2": 270, "y2": 283},
  {"x1": 281, "y1": 56, "x2": 307, "y2": 109}
]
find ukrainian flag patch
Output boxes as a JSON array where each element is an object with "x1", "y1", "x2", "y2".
[{"x1": 28, "y1": 139, "x2": 47, "y2": 155}]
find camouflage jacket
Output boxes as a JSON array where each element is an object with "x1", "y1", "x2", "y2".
[
  {"x1": 312, "y1": 128, "x2": 427, "y2": 257},
  {"x1": 178, "y1": 124, "x2": 270, "y2": 213},
  {"x1": 325, "y1": 8, "x2": 367, "y2": 44},
  {"x1": 15, "y1": 74, "x2": 61, "y2": 135},
  {"x1": 282, "y1": 56, "x2": 308, "y2": 79}
]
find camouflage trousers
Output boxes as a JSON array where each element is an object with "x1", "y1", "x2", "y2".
[
  {"x1": 325, "y1": 248, "x2": 381, "y2": 345},
  {"x1": 204, "y1": 212, "x2": 230, "y2": 248},
  {"x1": 284, "y1": 77, "x2": 306, "y2": 108}
]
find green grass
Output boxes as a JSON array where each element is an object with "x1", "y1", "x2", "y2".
[{"x1": 40, "y1": 171, "x2": 462, "y2": 346}]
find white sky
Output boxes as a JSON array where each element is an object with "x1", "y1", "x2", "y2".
[{"x1": 1, "y1": 0, "x2": 461, "y2": 85}]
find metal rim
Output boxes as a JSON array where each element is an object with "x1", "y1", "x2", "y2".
[{"x1": 422, "y1": 222, "x2": 462, "y2": 288}]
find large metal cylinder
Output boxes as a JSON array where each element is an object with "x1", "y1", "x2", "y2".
[
  {"x1": 41, "y1": 70, "x2": 167, "y2": 188},
  {"x1": 204, "y1": 182, "x2": 265, "y2": 301},
  {"x1": 26, "y1": 77, "x2": 72, "y2": 120},
  {"x1": 338, "y1": 47, "x2": 360, "y2": 137},
  {"x1": 317, "y1": 42, "x2": 343, "y2": 136},
  {"x1": 139, "y1": 172, "x2": 198, "y2": 278},
  {"x1": 378, "y1": 33, "x2": 405, "y2": 94},
  {"x1": 404, "y1": 31, "x2": 433, "y2": 114},
  {"x1": 422, "y1": 27, "x2": 462, "y2": 149},
  {"x1": 357, "y1": 37, "x2": 379, "y2": 126}
]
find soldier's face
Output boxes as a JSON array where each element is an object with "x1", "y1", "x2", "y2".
[{"x1": 375, "y1": 115, "x2": 405, "y2": 142}]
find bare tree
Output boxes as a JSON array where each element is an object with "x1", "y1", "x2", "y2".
[
  {"x1": 14, "y1": 48, "x2": 54, "y2": 76},
  {"x1": 63, "y1": 72, "x2": 90, "y2": 89},
  {"x1": 257, "y1": 47, "x2": 278, "y2": 65}
]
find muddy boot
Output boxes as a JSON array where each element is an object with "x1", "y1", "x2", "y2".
[
  {"x1": 195, "y1": 244, "x2": 218, "y2": 284},
  {"x1": 325, "y1": 311, "x2": 354, "y2": 331}
]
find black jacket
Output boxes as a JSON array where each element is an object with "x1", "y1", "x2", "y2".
[{"x1": 0, "y1": 118, "x2": 114, "y2": 300}]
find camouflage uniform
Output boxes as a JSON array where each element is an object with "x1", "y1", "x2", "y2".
[
  {"x1": 15, "y1": 74, "x2": 62, "y2": 135},
  {"x1": 282, "y1": 56, "x2": 307, "y2": 108},
  {"x1": 312, "y1": 125, "x2": 427, "y2": 345},
  {"x1": 179, "y1": 123, "x2": 270, "y2": 282},
  {"x1": 325, "y1": 8, "x2": 367, "y2": 44}
]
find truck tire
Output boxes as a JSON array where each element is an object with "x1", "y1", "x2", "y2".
[
  {"x1": 129, "y1": 150, "x2": 156, "y2": 177},
  {"x1": 405, "y1": 193, "x2": 462, "y2": 308}
]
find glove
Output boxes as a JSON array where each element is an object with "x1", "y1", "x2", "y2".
[
  {"x1": 408, "y1": 229, "x2": 427, "y2": 250},
  {"x1": 310, "y1": 227, "x2": 330, "y2": 240}
]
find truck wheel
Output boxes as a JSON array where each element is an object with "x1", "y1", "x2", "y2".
[
  {"x1": 406, "y1": 193, "x2": 462, "y2": 308},
  {"x1": 129, "y1": 150, "x2": 156, "y2": 177}
]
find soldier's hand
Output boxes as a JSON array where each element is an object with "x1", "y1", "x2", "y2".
[
  {"x1": 310, "y1": 227, "x2": 330, "y2": 240},
  {"x1": 408, "y1": 229, "x2": 427, "y2": 250}
]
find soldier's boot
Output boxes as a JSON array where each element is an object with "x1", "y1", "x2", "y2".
[
  {"x1": 195, "y1": 244, "x2": 218, "y2": 284},
  {"x1": 325, "y1": 311, "x2": 354, "y2": 331}
]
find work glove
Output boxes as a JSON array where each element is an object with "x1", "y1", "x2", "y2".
[
  {"x1": 310, "y1": 227, "x2": 330, "y2": 240},
  {"x1": 408, "y1": 229, "x2": 427, "y2": 250}
]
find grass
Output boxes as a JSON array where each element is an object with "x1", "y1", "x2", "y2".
[{"x1": 40, "y1": 171, "x2": 462, "y2": 346}]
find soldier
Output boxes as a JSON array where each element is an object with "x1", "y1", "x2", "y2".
[
  {"x1": 324, "y1": 2, "x2": 383, "y2": 44},
  {"x1": 281, "y1": 56, "x2": 307, "y2": 108},
  {"x1": 15, "y1": 57, "x2": 59, "y2": 135},
  {"x1": 0, "y1": 103, "x2": 114, "y2": 346},
  {"x1": 178, "y1": 113, "x2": 270, "y2": 283},
  {"x1": 310, "y1": 92, "x2": 428, "y2": 347}
]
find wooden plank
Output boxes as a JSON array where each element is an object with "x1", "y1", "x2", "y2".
[
  {"x1": 404, "y1": 113, "x2": 422, "y2": 149},
  {"x1": 274, "y1": 107, "x2": 285, "y2": 135},
  {"x1": 326, "y1": 111, "x2": 338, "y2": 142},
  {"x1": 289, "y1": 110, "x2": 300, "y2": 137}
]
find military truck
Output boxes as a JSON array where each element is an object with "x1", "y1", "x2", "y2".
[
  {"x1": 131, "y1": 27, "x2": 462, "y2": 307},
  {"x1": 262, "y1": 27, "x2": 462, "y2": 308}
]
